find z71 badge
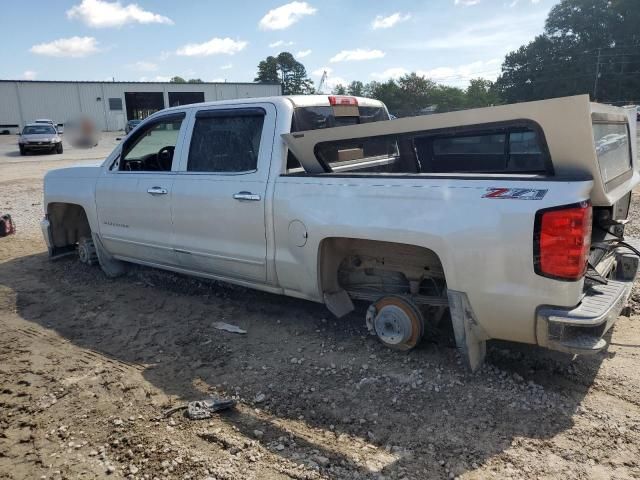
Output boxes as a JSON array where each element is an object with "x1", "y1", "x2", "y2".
[{"x1": 482, "y1": 187, "x2": 548, "y2": 200}]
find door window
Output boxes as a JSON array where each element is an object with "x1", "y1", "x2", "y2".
[
  {"x1": 187, "y1": 110, "x2": 265, "y2": 172},
  {"x1": 120, "y1": 115, "x2": 184, "y2": 172}
]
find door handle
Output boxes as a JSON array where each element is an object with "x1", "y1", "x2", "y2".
[
  {"x1": 233, "y1": 191, "x2": 261, "y2": 201},
  {"x1": 147, "y1": 186, "x2": 168, "y2": 195}
]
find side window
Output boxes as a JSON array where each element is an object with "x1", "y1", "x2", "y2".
[
  {"x1": 309, "y1": 125, "x2": 548, "y2": 175},
  {"x1": 508, "y1": 131, "x2": 544, "y2": 172},
  {"x1": 432, "y1": 134, "x2": 506, "y2": 156},
  {"x1": 187, "y1": 110, "x2": 265, "y2": 173},
  {"x1": 428, "y1": 133, "x2": 507, "y2": 172},
  {"x1": 121, "y1": 116, "x2": 184, "y2": 172}
]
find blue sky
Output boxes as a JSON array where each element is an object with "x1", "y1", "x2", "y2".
[{"x1": 0, "y1": 0, "x2": 558, "y2": 89}]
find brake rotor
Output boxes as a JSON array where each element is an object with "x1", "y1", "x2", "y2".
[{"x1": 371, "y1": 296, "x2": 425, "y2": 351}]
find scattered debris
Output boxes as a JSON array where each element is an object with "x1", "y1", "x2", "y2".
[
  {"x1": 163, "y1": 397, "x2": 236, "y2": 420},
  {"x1": 212, "y1": 321, "x2": 247, "y2": 334}
]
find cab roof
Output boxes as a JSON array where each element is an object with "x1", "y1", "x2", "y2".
[{"x1": 158, "y1": 94, "x2": 386, "y2": 115}]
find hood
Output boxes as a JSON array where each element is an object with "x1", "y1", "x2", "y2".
[
  {"x1": 45, "y1": 162, "x2": 102, "y2": 181},
  {"x1": 21, "y1": 133, "x2": 59, "y2": 141}
]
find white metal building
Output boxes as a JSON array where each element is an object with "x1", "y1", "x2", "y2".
[{"x1": 0, "y1": 80, "x2": 281, "y2": 132}]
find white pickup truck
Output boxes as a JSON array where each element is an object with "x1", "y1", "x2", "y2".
[{"x1": 41, "y1": 94, "x2": 639, "y2": 370}]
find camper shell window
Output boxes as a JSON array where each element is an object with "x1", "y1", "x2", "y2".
[{"x1": 305, "y1": 121, "x2": 551, "y2": 175}]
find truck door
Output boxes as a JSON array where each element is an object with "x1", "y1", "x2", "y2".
[
  {"x1": 171, "y1": 104, "x2": 276, "y2": 282},
  {"x1": 95, "y1": 112, "x2": 188, "y2": 266}
]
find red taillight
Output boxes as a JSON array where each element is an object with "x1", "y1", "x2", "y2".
[
  {"x1": 534, "y1": 202, "x2": 592, "y2": 281},
  {"x1": 328, "y1": 95, "x2": 358, "y2": 106}
]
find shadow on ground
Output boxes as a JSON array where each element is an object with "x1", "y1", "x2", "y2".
[{"x1": 0, "y1": 252, "x2": 609, "y2": 478}]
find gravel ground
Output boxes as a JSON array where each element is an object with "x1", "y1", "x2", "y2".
[{"x1": 1, "y1": 136, "x2": 640, "y2": 480}]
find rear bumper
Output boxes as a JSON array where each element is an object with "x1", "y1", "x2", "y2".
[{"x1": 537, "y1": 238, "x2": 639, "y2": 355}]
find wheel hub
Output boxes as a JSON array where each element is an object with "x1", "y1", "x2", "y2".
[{"x1": 374, "y1": 304, "x2": 413, "y2": 345}]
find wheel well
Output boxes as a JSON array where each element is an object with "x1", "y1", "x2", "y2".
[
  {"x1": 47, "y1": 203, "x2": 91, "y2": 248},
  {"x1": 318, "y1": 237, "x2": 446, "y2": 299}
]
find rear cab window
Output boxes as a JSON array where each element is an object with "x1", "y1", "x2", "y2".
[{"x1": 286, "y1": 98, "x2": 391, "y2": 171}]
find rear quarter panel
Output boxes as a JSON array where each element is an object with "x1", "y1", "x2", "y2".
[{"x1": 273, "y1": 175, "x2": 593, "y2": 344}]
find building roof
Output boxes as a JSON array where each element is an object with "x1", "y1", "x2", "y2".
[{"x1": 0, "y1": 79, "x2": 281, "y2": 86}]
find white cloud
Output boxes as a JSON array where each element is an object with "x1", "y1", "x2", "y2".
[
  {"x1": 372, "y1": 12, "x2": 411, "y2": 29},
  {"x1": 66, "y1": 0, "x2": 173, "y2": 28},
  {"x1": 417, "y1": 59, "x2": 501, "y2": 84},
  {"x1": 259, "y1": 1, "x2": 317, "y2": 30},
  {"x1": 312, "y1": 66, "x2": 331, "y2": 76},
  {"x1": 220, "y1": 64, "x2": 233, "y2": 70},
  {"x1": 130, "y1": 61, "x2": 158, "y2": 72},
  {"x1": 370, "y1": 59, "x2": 502, "y2": 86},
  {"x1": 297, "y1": 49, "x2": 312, "y2": 58},
  {"x1": 209, "y1": 78, "x2": 226, "y2": 82},
  {"x1": 454, "y1": 0, "x2": 480, "y2": 5},
  {"x1": 22, "y1": 70, "x2": 37, "y2": 80},
  {"x1": 330, "y1": 49, "x2": 385, "y2": 62},
  {"x1": 404, "y1": 12, "x2": 546, "y2": 51},
  {"x1": 176, "y1": 38, "x2": 248, "y2": 57},
  {"x1": 370, "y1": 67, "x2": 409, "y2": 80},
  {"x1": 509, "y1": 0, "x2": 541, "y2": 5},
  {"x1": 30, "y1": 36, "x2": 99, "y2": 58},
  {"x1": 269, "y1": 40, "x2": 295, "y2": 48},
  {"x1": 152, "y1": 75, "x2": 171, "y2": 82},
  {"x1": 311, "y1": 67, "x2": 347, "y2": 90}
]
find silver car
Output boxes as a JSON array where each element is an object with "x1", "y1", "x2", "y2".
[{"x1": 18, "y1": 123, "x2": 63, "y2": 155}]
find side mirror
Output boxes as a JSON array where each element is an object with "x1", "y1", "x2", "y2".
[{"x1": 17, "y1": 132, "x2": 21, "y2": 136}]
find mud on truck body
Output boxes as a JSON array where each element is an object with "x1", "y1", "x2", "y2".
[{"x1": 41, "y1": 94, "x2": 639, "y2": 370}]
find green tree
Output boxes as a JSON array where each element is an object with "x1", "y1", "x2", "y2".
[
  {"x1": 432, "y1": 85, "x2": 467, "y2": 112},
  {"x1": 170, "y1": 76, "x2": 186, "y2": 83},
  {"x1": 465, "y1": 78, "x2": 500, "y2": 108},
  {"x1": 255, "y1": 56, "x2": 280, "y2": 84},
  {"x1": 254, "y1": 52, "x2": 314, "y2": 95},
  {"x1": 396, "y1": 73, "x2": 437, "y2": 115},
  {"x1": 332, "y1": 84, "x2": 347, "y2": 95},
  {"x1": 187, "y1": 78, "x2": 204, "y2": 84},
  {"x1": 364, "y1": 79, "x2": 403, "y2": 114},
  {"x1": 495, "y1": 0, "x2": 640, "y2": 103},
  {"x1": 347, "y1": 81, "x2": 364, "y2": 96}
]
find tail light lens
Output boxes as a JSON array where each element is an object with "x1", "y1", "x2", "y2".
[{"x1": 534, "y1": 201, "x2": 592, "y2": 281}]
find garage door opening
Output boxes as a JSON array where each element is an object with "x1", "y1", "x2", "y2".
[
  {"x1": 125, "y1": 92, "x2": 165, "y2": 120},
  {"x1": 168, "y1": 92, "x2": 205, "y2": 107}
]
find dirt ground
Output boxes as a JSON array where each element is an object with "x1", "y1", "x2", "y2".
[{"x1": 1, "y1": 141, "x2": 640, "y2": 480}]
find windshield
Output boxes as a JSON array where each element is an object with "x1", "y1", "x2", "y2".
[{"x1": 23, "y1": 125, "x2": 56, "y2": 135}]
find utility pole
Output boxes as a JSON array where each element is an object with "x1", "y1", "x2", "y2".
[{"x1": 593, "y1": 48, "x2": 601, "y2": 101}]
